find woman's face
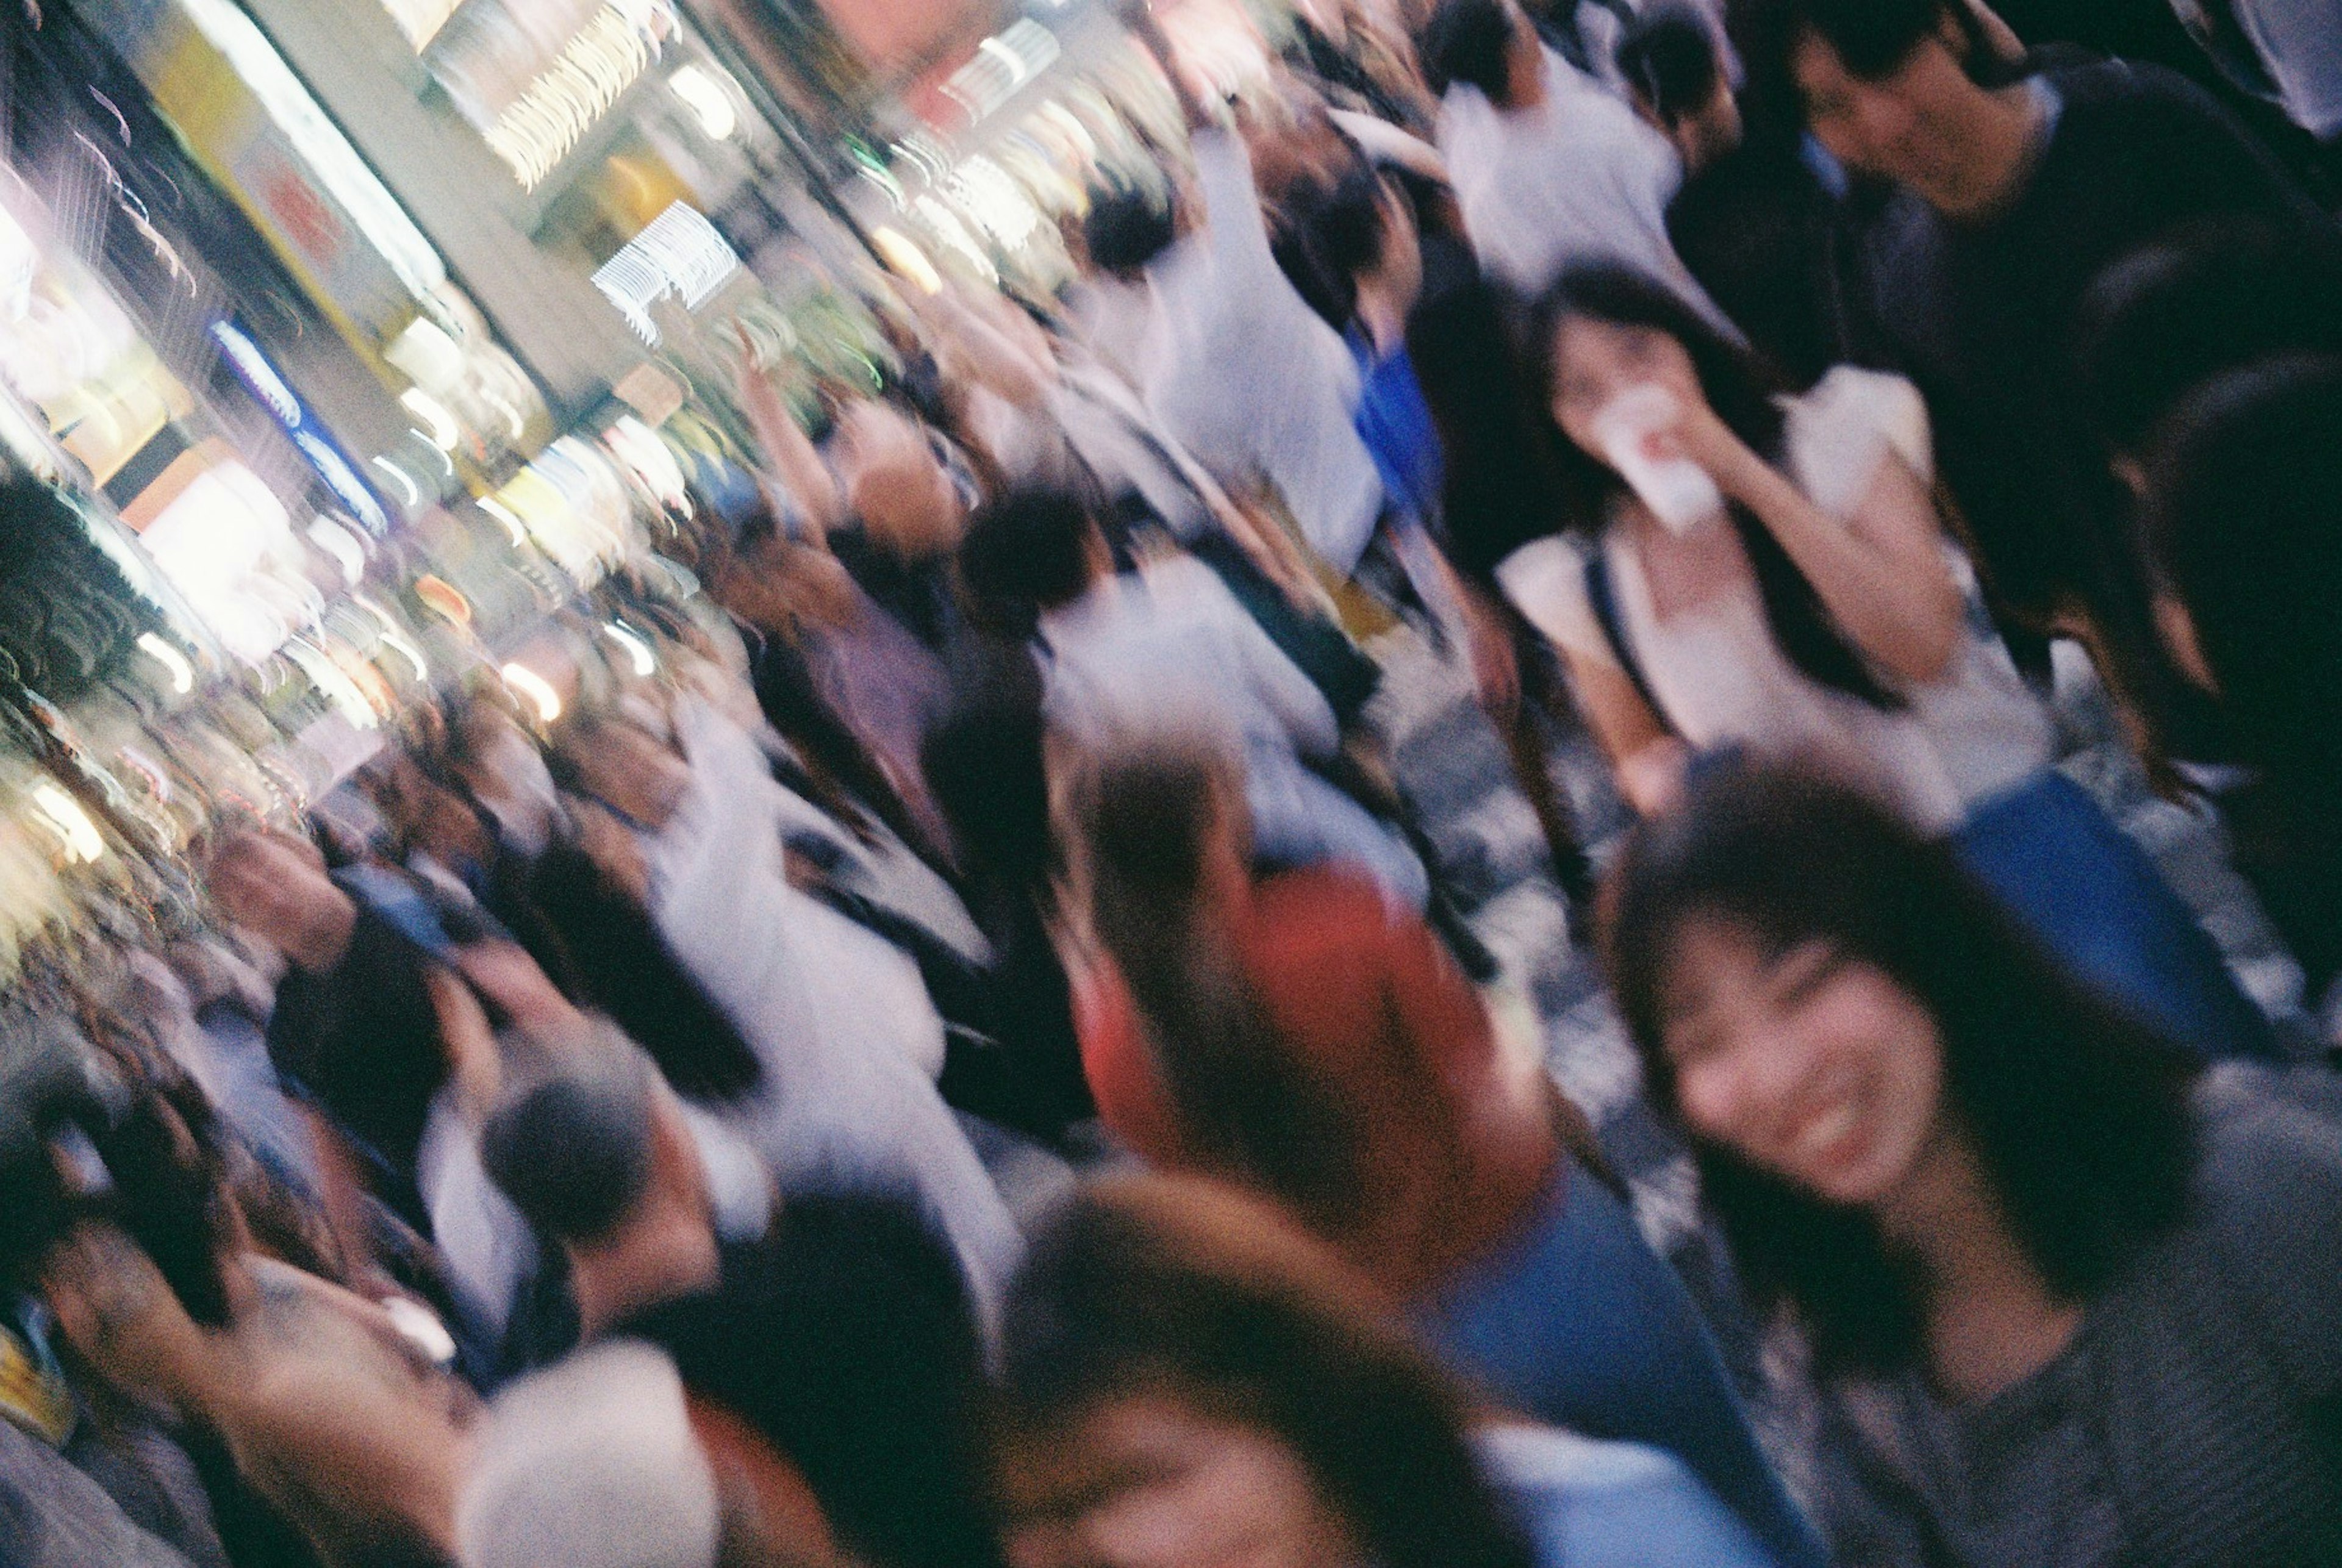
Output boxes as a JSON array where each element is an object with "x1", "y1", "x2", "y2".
[
  {"x1": 998, "y1": 1394, "x2": 1362, "y2": 1568},
  {"x1": 1656, "y1": 917, "x2": 1947, "y2": 1207},
  {"x1": 1547, "y1": 314, "x2": 1705, "y2": 459}
]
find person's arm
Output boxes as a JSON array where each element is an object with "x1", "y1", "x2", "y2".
[
  {"x1": 1499, "y1": 539, "x2": 1689, "y2": 814},
  {"x1": 1675, "y1": 405, "x2": 1964, "y2": 686},
  {"x1": 1119, "y1": 0, "x2": 1213, "y2": 132},
  {"x1": 733, "y1": 333, "x2": 842, "y2": 545},
  {"x1": 913, "y1": 284, "x2": 1057, "y2": 411},
  {"x1": 1563, "y1": 645, "x2": 1689, "y2": 816}
]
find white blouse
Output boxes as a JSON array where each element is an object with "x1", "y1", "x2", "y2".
[{"x1": 1498, "y1": 367, "x2": 2052, "y2": 832}]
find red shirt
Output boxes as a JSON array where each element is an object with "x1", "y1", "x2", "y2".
[{"x1": 1077, "y1": 865, "x2": 1562, "y2": 1297}]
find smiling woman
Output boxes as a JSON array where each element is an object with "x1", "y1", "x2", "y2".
[{"x1": 1603, "y1": 756, "x2": 2342, "y2": 1565}]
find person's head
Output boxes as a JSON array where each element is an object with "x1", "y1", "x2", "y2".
[
  {"x1": 992, "y1": 1175, "x2": 1537, "y2": 1568},
  {"x1": 922, "y1": 660, "x2": 1054, "y2": 893},
  {"x1": 1082, "y1": 182, "x2": 1180, "y2": 281},
  {"x1": 1602, "y1": 757, "x2": 2199, "y2": 1372},
  {"x1": 707, "y1": 500, "x2": 864, "y2": 635},
  {"x1": 833, "y1": 401, "x2": 970, "y2": 562},
  {"x1": 1301, "y1": 162, "x2": 1425, "y2": 328},
  {"x1": 451, "y1": 694, "x2": 562, "y2": 858},
  {"x1": 957, "y1": 488, "x2": 1109, "y2": 632},
  {"x1": 1420, "y1": 0, "x2": 1539, "y2": 107},
  {"x1": 550, "y1": 710, "x2": 690, "y2": 831},
  {"x1": 1064, "y1": 731, "x2": 1358, "y2": 1233},
  {"x1": 1532, "y1": 262, "x2": 1903, "y2": 709},
  {"x1": 480, "y1": 1037, "x2": 715, "y2": 1328},
  {"x1": 207, "y1": 827, "x2": 357, "y2": 974},
  {"x1": 1730, "y1": 0, "x2": 2017, "y2": 209},
  {"x1": 2141, "y1": 355, "x2": 2342, "y2": 782},
  {"x1": 2074, "y1": 226, "x2": 2342, "y2": 487},
  {"x1": 1617, "y1": 4, "x2": 1742, "y2": 171}
]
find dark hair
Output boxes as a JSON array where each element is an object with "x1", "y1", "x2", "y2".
[
  {"x1": 1298, "y1": 161, "x2": 1396, "y2": 287},
  {"x1": 922, "y1": 652, "x2": 1055, "y2": 895},
  {"x1": 2143, "y1": 355, "x2": 2342, "y2": 784},
  {"x1": 1420, "y1": 0, "x2": 1516, "y2": 101},
  {"x1": 995, "y1": 1175, "x2": 1538, "y2": 1568},
  {"x1": 1407, "y1": 263, "x2": 1572, "y2": 579},
  {"x1": 1603, "y1": 758, "x2": 2201, "y2": 1373},
  {"x1": 1728, "y1": 0, "x2": 2000, "y2": 133},
  {"x1": 1731, "y1": 0, "x2": 1948, "y2": 84},
  {"x1": 956, "y1": 489, "x2": 1100, "y2": 628},
  {"x1": 2074, "y1": 224, "x2": 2342, "y2": 460},
  {"x1": 0, "y1": 1020, "x2": 238, "y2": 1328},
  {"x1": 686, "y1": 1188, "x2": 1004, "y2": 1568},
  {"x1": 1616, "y1": 2, "x2": 1724, "y2": 125},
  {"x1": 1070, "y1": 736, "x2": 1361, "y2": 1233},
  {"x1": 1532, "y1": 261, "x2": 1905, "y2": 709},
  {"x1": 1083, "y1": 182, "x2": 1176, "y2": 276},
  {"x1": 479, "y1": 1048, "x2": 657, "y2": 1244}
]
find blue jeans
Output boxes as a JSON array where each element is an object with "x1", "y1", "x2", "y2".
[
  {"x1": 1421, "y1": 1162, "x2": 1828, "y2": 1568},
  {"x1": 1952, "y1": 771, "x2": 2280, "y2": 1060}
]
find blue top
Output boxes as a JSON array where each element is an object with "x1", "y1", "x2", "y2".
[
  {"x1": 1478, "y1": 1424, "x2": 1786, "y2": 1568},
  {"x1": 1348, "y1": 329, "x2": 1445, "y2": 525}
]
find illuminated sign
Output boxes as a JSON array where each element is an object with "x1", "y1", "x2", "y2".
[
  {"x1": 590, "y1": 201, "x2": 739, "y2": 343},
  {"x1": 209, "y1": 320, "x2": 392, "y2": 535}
]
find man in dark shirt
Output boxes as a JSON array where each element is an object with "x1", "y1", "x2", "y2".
[
  {"x1": 481, "y1": 1048, "x2": 1004, "y2": 1568},
  {"x1": 209, "y1": 832, "x2": 447, "y2": 1236},
  {"x1": 1733, "y1": 0, "x2": 2342, "y2": 754}
]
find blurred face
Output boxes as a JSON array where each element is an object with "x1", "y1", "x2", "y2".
[
  {"x1": 1656, "y1": 918, "x2": 1948, "y2": 1207},
  {"x1": 1791, "y1": 29, "x2": 1991, "y2": 209},
  {"x1": 836, "y1": 403, "x2": 968, "y2": 561},
  {"x1": 1547, "y1": 314, "x2": 1705, "y2": 459},
  {"x1": 998, "y1": 1394, "x2": 1362, "y2": 1568},
  {"x1": 556, "y1": 718, "x2": 689, "y2": 831},
  {"x1": 210, "y1": 833, "x2": 356, "y2": 973}
]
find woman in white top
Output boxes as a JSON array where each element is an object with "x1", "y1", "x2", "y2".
[{"x1": 1497, "y1": 261, "x2": 2277, "y2": 1060}]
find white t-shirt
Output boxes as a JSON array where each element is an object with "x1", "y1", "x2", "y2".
[
  {"x1": 2235, "y1": 0, "x2": 2342, "y2": 138},
  {"x1": 1497, "y1": 367, "x2": 2052, "y2": 832},
  {"x1": 1140, "y1": 127, "x2": 1385, "y2": 574},
  {"x1": 640, "y1": 697, "x2": 1023, "y2": 1331},
  {"x1": 1438, "y1": 48, "x2": 1717, "y2": 317}
]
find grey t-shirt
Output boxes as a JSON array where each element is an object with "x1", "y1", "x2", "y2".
[
  {"x1": 1814, "y1": 1064, "x2": 2342, "y2": 1567},
  {"x1": 0, "y1": 1417, "x2": 206, "y2": 1568}
]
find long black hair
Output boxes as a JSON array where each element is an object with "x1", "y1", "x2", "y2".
[
  {"x1": 2144, "y1": 355, "x2": 2342, "y2": 787},
  {"x1": 1068, "y1": 735, "x2": 1361, "y2": 1235},
  {"x1": 1408, "y1": 260, "x2": 1573, "y2": 581},
  {"x1": 1603, "y1": 757, "x2": 2201, "y2": 1374},
  {"x1": 995, "y1": 1175, "x2": 1538, "y2": 1568},
  {"x1": 1532, "y1": 261, "x2": 1906, "y2": 710}
]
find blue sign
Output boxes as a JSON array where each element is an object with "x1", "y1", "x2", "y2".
[{"x1": 209, "y1": 319, "x2": 392, "y2": 535}]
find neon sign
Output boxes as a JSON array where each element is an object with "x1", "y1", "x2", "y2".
[{"x1": 209, "y1": 320, "x2": 392, "y2": 535}]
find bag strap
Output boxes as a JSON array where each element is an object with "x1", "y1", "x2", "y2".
[{"x1": 1581, "y1": 545, "x2": 1673, "y2": 734}]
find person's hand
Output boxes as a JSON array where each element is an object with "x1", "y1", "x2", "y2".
[
  {"x1": 41, "y1": 1223, "x2": 223, "y2": 1413},
  {"x1": 449, "y1": 940, "x2": 588, "y2": 1047},
  {"x1": 1666, "y1": 398, "x2": 1763, "y2": 501},
  {"x1": 1463, "y1": 592, "x2": 1521, "y2": 717},
  {"x1": 424, "y1": 967, "x2": 503, "y2": 1120}
]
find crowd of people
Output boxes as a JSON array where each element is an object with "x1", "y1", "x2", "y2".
[{"x1": 7, "y1": 0, "x2": 2342, "y2": 1564}]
